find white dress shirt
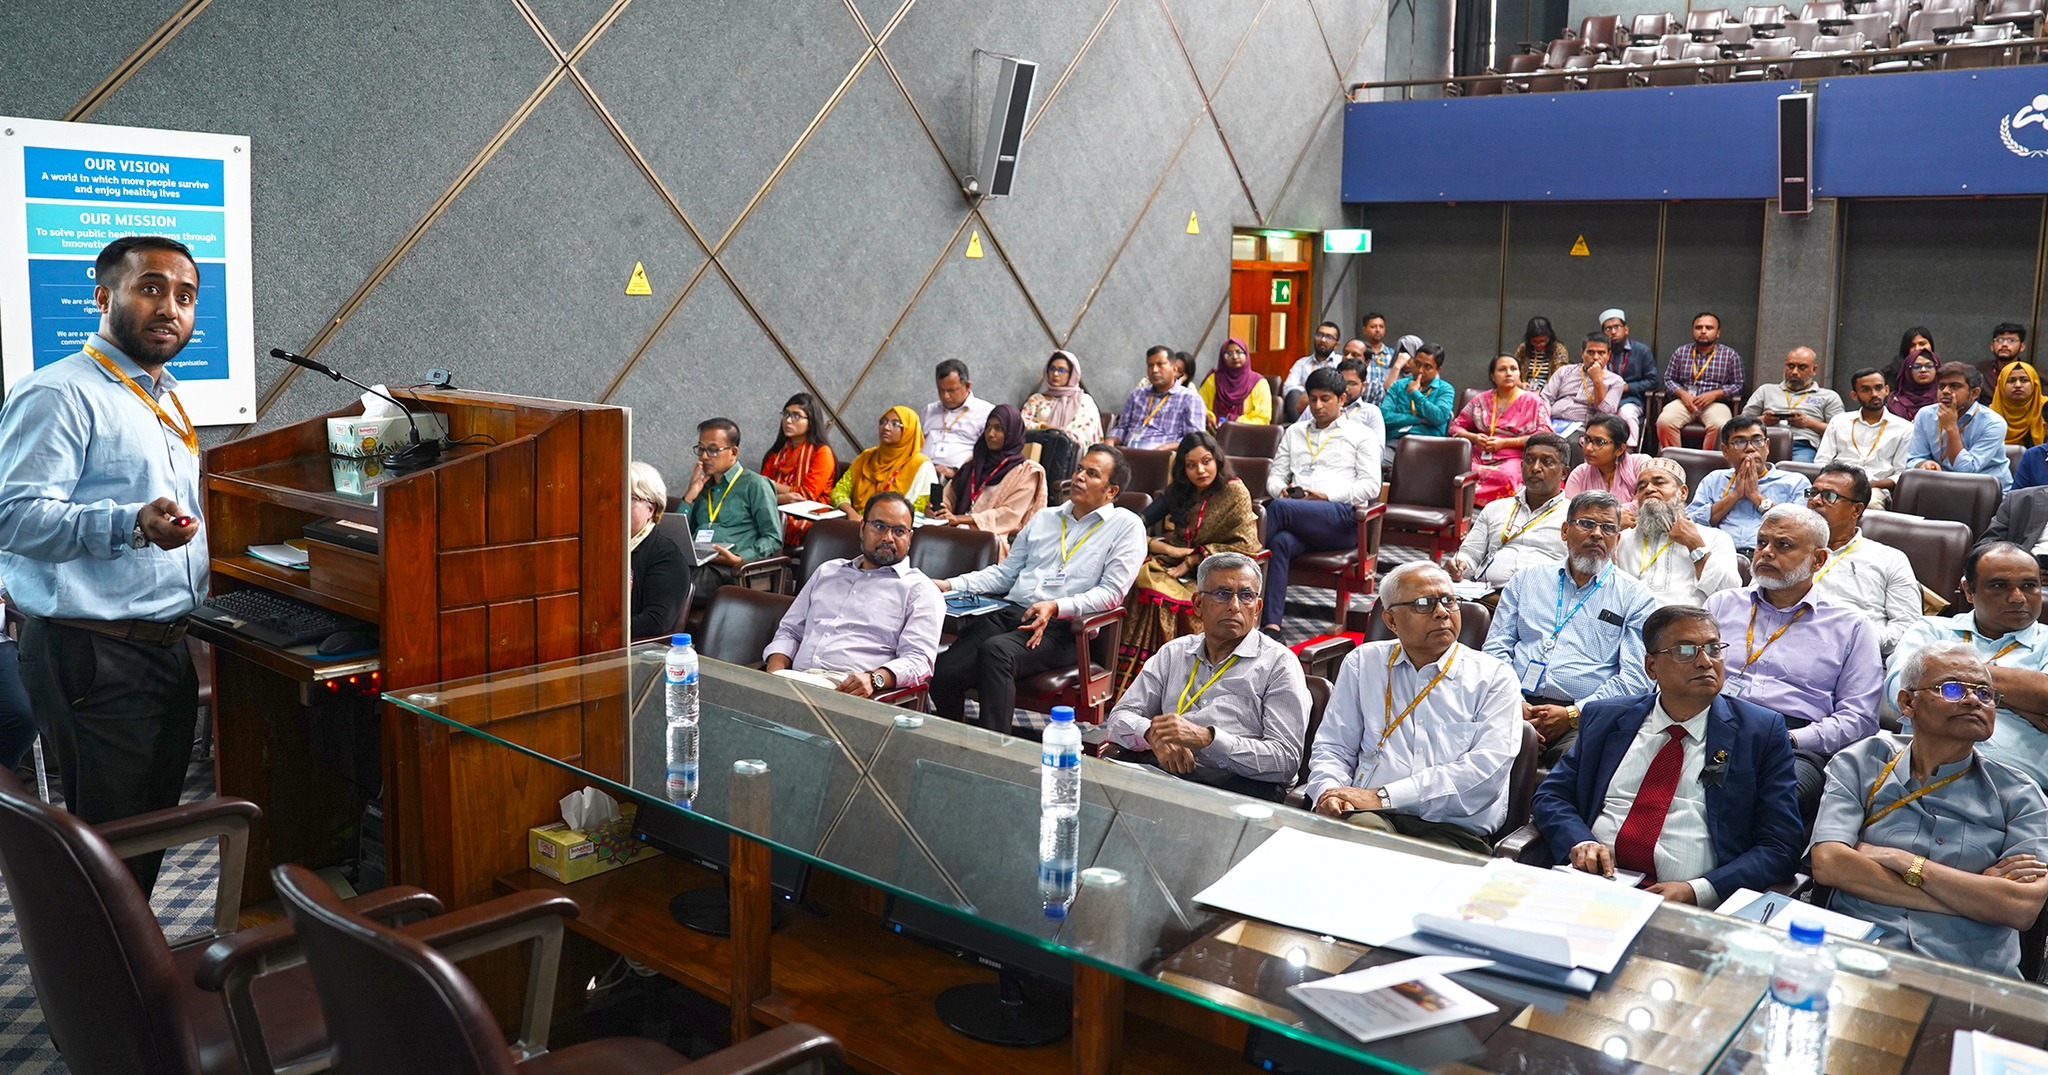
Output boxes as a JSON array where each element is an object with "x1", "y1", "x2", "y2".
[
  {"x1": 1614, "y1": 524, "x2": 1742, "y2": 607},
  {"x1": 1588, "y1": 697, "x2": 1720, "y2": 906},
  {"x1": 1305, "y1": 640, "x2": 1522, "y2": 836},
  {"x1": 947, "y1": 500, "x2": 1146, "y2": 619},
  {"x1": 764, "y1": 558, "x2": 944, "y2": 686},
  {"x1": 1105, "y1": 630, "x2": 1309, "y2": 783},
  {"x1": 1809, "y1": 531, "x2": 1921, "y2": 655},
  {"x1": 1449, "y1": 490, "x2": 1568, "y2": 586},
  {"x1": 1267, "y1": 414, "x2": 1383, "y2": 505},
  {"x1": 922, "y1": 393, "x2": 996, "y2": 470},
  {"x1": 1814, "y1": 410, "x2": 1914, "y2": 485}
]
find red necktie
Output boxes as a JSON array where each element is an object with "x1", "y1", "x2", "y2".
[{"x1": 1613, "y1": 726, "x2": 1689, "y2": 883}]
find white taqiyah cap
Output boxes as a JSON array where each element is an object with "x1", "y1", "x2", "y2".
[{"x1": 1599, "y1": 308, "x2": 1626, "y2": 324}]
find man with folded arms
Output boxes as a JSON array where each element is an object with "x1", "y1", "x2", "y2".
[
  {"x1": 1616, "y1": 456, "x2": 1741, "y2": 608},
  {"x1": 1811, "y1": 641, "x2": 2048, "y2": 977},
  {"x1": 1106, "y1": 553, "x2": 1308, "y2": 801},
  {"x1": 1444, "y1": 432, "x2": 1568, "y2": 593},
  {"x1": 1533, "y1": 604, "x2": 1802, "y2": 905},
  {"x1": 764, "y1": 492, "x2": 941, "y2": 698},
  {"x1": 1305, "y1": 561, "x2": 1522, "y2": 854},
  {"x1": 1802, "y1": 463, "x2": 1920, "y2": 656}
]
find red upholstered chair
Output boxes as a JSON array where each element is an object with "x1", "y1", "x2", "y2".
[
  {"x1": 1379, "y1": 435, "x2": 1477, "y2": 561},
  {"x1": 1116, "y1": 490, "x2": 1153, "y2": 514},
  {"x1": 1766, "y1": 426, "x2": 1793, "y2": 462},
  {"x1": 271, "y1": 864, "x2": 841, "y2": 1075},
  {"x1": 1287, "y1": 503, "x2": 1389, "y2": 628},
  {"x1": 1015, "y1": 606, "x2": 1128, "y2": 725},
  {"x1": 1893, "y1": 468, "x2": 2003, "y2": 538},
  {"x1": 1230, "y1": 456, "x2": 1272, "y2": 502}
]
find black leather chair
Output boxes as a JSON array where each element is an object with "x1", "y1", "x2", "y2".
[
  {"x1": 1776, "y1": 460, "x2": 1823, "y2": 483},
  {"x1": 1490, "y1": 723, "x2": 1567, "y2": 859},
  {"x1": 1379, "y1": 435, "x2": 1477, "y2": 561},
  {"x1": 1894, "y1": 468, "x2": 2003, "y2": 538},
  {"x1": 1229, "y1": 456, "x2": 1271, "y2": 502},
  {"x1": 908, "y1": 526, "x2": 999, "y2": 581},
  {"x1": 697, "y1": 586, "x2": 794, "y2": 667},
  {"x1": 794, "y1": 517, "x2": 862, "y2": 587},
  {"x1": 271, "y1": 864, "x2": 841, "y2": 1075},
  {"x1": 1861, "y1": 511, "x2": 1972, "y2": 611},
  {"x1": 1121, "y1": 447, "x2": 1176, "y2": 496},
  {"x1": 1217, "y1": 421, "x2": 1283, "y2": 460},
  {"x1": 1658, "y1": 447, "x2": 1726, "y2": 498}
]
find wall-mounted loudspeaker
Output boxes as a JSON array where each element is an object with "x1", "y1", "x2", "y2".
[
  {"x1": 1778, "y1": 92, "x2": 1814, "y2": 215},
  {"x1": 968, "y1": 55, "x2": 1037, "y2": 200}
]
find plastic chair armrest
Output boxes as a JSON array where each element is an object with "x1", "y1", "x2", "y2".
[{"x1": 1493, "y1": 823, "x2": 1549, "y2": 865}]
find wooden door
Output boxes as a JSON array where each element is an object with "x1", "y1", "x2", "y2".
[{"x1": 1230, "y1": 233, "x2": 1313, "y2": 380}]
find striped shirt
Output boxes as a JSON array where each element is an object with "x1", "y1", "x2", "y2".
[{"x1": 1663, "y1": 342, "x2": 1746, "y2": 399}]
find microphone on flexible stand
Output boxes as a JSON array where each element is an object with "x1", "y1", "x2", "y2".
[{"x1": 270, "y1": 348, "x2": 442, "y2": 470}]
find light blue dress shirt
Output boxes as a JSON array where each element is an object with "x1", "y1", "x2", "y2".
[
  {"x1": 1483, "y1": 564, "x2": 1656, "y2": 703},
  {"x1": 0, "y1": 333, "x2": 207, "y2": 621},
  {"x1": 948, "y1": 501, "x2": 1146, "y2": 619},
  {"x1": 1685, "y1": 466, "x2": 1812, "y2": 550},
  {"x1": 1884, "y1": 614, "x2": 2048, "y2": 789},
  {"x1": 1905, "y1": 400, "x2": 2013, "y2": 492}
]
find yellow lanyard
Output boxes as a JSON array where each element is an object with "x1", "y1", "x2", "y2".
[
  {"x1": 1640, "y1": 538, "x2": 1677, "y2": 573},
  {"x1": 84, "y1": 344, "x2": 198, "y2": 455},
  {"x1": 1847, "y1": 416, "x2": 1887, "y2": 460},
  {"x1": 1504, "y1": 498, "x2": 1562, "y2": 543},
  {"x1": 1961, "y1": 630, "x2": 2025, "y2": 663},
  {"x1": 1864, "y1": 751, "x2": 1971, "y2": 828},
  {"x1": 1305, "y1": 421, "x2": 1340, "y2": 463},
  {"x1": 1743, "y1": 601, "x2": 1810, "y2": 670},
  {"x1": 1177, "y1": 654, "x2": 1239, "y2": 714},
  {"x1": 1811, "y1": 537, "x2": 1859, "y2": 585},
  {"x1": 706, "y1": 466, "x2": 743, "y2": 524},
  {"x1": 1379, "y1": 643, "x2": 1458, "y2": 750},
  {"x1": 1691, "y1": 346, "x2": 1714, "y2": 384},
  {"x1": 1139, "y1": 391, "x2": 1168, "y2": 429},
  {"x1": 1785, "y1": 386, "x2": 1814, "y2": 412},
  {"x1": 1059, "y1": 513, "x2": 1105, "y2": 563}
]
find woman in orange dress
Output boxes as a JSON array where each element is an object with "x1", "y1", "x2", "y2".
[{"x1": 760, "y1": 392, "x2": 837, "y2": 547}]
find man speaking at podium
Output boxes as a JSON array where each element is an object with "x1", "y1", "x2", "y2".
[{"x1": 0, "y1": 236, "x2": 207, "y2": 895}]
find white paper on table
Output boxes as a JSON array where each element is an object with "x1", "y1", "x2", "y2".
[
  {"x1": 778, "y1": 501, "x2": 844, "y2": 520},
  {"x1": 1192, "y1": 827, "x2": 1483, "y2": 947},
  {"x1": 1298, "y1": 956, "x2": 1495, "y2": 994},
  {"x1": 1551, "y1": 863, "x2": 1646, "y2": 888},
  {"x1": 1716, "y1": 888, "x2": 1880, "y2": 941},
  {"x1": 1415, "y1": 858, "x2": 1660, "y2": 974},
  {"x1": 1289, "y1": 957, "x2": 1499, "y2": 1046}
]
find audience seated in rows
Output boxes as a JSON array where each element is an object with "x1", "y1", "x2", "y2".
[
  {"x1": 922, "y1": 358, "x2": 995, "y2": 479},
  {"x1": 1106, "y1": 346, "x2": 1206, "y2": 450},
  {"x1": 1812, "y1": 641, "x2": 2048, "y2": 977},
  {"x1": 1803, "y1": 462, "x2": 1921, "y2": 655},
  {"x1": 1704, "y1": 504, "x2": 1881, "y2": 815},
  {"x1": 1118, "y1": 431, "x2": 1262, "y2": 690},
  {"x1": 1743, "y1": 346, "x2": 1841, "y2": 463},
  {"x1": 1021, "y1": 350, "x2": 1101, "y2": 482},
  {"x1": 682, "y1": 418, "x2": 782, "y2": 599},
  {"x1": 926, "y1": 403, "x2": 1045, "y2": 559},
  {"x1": 628, "y1": 460, "x2": 689, "y2": 640},
  {"x1": 1542, "y1": 332, "x2": 1627, "y2": 444},
  {"x1": 1616, "y1": 456, "x2": 1742, "y2": 607},
  {"x1": 1687, "y1": 415, "x2": 1811, "y2": 554},
  {"x1": 1445, "y1": 431, "x2": 1568, "y2": 589},
  {"x1": 1281, "y1": 321, "x2": 1347, "y2": 422},
  {"x1": 1535, "y1": 603, "x2": 1803, "y2": 905},
  {"x1": 762, "y1": 392, "x2": 837, "y2": 547},
  {"x1": 1379, "y1": 343, "x2": 1455, "y2": 442},
  {"x1": 1601, "y1": 309, "x2": 1658, "y2": 447},
  {"x1": 1261, "y1": 368, "x2": 1384, "y2": 631},
  {"x1": 1452, "y1": 353, "x2": 1553, "y2": 506},
  {"x1": 931, "y1": 445, "x2": 1146, "y2": 733},
  {"x1": 1485, "y1": 491, "x2": 1657, "y2": 765},
  {"x1": 1816, "y1": 367, "x2": 1913, "y2": 509},
  {"x1": 832, "y1": 406, "x2": 937, "y2": 520},
  {"x1": 1562, "y1": 415, "x2": 1642, "y2": 503},
  {"x1": 1906, "y1": 361, "x2": 2013, "y2": 492},
  {"x1": 764, "y1": 492, "x2": 942, "y2": 698},
  {"x1": 1198, "y1": 337, "x2": 1272, "y2": 427},
  {"x1": 1306, "y1": 561, "x2": 1523, "y2": 854},
  {"x1": 1658, "y1": 311, "x2": 1745, "y2": 450},
  {"x1": 1511, "y1": 316, "x2": 1565, "y2": 393},
  {"x1": 1106, "y1": 552, "x2": 1307, "y2": 801}
]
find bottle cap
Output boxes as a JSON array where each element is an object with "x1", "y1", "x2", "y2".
[
  {"x1": 671, "y1": 633, "x2": 692, "y2": 646},
  {"x1": 1043, "y1": 902, "x2": 1068, "y2": 920},
  {"x1": 1787, "y1": 919, "x2": 1826, "y2": 945},
  {"x1": 1051, "y1": 706, "x2": 1075, "y2": 723}
]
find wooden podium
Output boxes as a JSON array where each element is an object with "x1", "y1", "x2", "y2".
[{"x1": 198, "y1": 390, "x2": 627, "y2": 907}]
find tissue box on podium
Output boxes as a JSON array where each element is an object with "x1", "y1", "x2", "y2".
[
  {"x1": 326, "y1": 411, "x2": 448, "y2": 458},
  {"x1": 528, "y1": 803, "x2": 657, "y2": 884}
]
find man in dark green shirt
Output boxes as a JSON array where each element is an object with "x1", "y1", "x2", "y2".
[{"x1": 682, "y1": 417, "x2": 782, "y2": 598}]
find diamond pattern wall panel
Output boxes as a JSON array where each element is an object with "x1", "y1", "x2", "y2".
[
  {"x1": 522, "y1": 0, "x2": 618, "y2": 52},
  {"x1": 1160, "y1": 0, "x2": 1266, "y2": 96},
  {"x1": 850, "y1": 0, "x2": 913, "y2": 36},
  {"x1": 575, "y1": 0, "x2": 872, "y2": 247},
  {"x1": 717, "y1": 56, "x2": 969, "y2": 407},
  {"x1": 0, "y1": 0, "x2": 193, "y2": 120},
  {"x1": 1210, "y1": 0, "x2": 1342, "y2": 218},
  {"x1": 88, "y1": 0, "x2": 557, "y2": 409},
  {"x1": 979, "y1": 0, "x2": 1206, "y2": 334},
  {"x1": 1312, "y1": 0, "x2": 1382, "y2": 71}
]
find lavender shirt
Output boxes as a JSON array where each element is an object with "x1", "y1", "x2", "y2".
[
  {"x1": 1705, "y1": 587, "x2": 1881, "y2": 755},
  {"x1": 764, "y1": 557, "x2": 944, "y2": 687}
]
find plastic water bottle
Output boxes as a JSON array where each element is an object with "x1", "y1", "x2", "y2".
[
  {"x1": 1038, "y1": 805, "x2": 1078, "y2": 920},
  {"x1": 1040, "y1": 705, "x2": 1082, "y2": 813},
  {"x1": 1762, "y1": 920, "x2": 1833, "y2": 1075},
  {"x1": 665, "y1": 634, "x2": 700, "y2": 805}
]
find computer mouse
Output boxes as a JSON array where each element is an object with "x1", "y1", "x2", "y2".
[{"x1": 317, "y1": 629, "x2": 378, "y2": 656}]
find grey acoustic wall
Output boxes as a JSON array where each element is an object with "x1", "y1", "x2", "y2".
[
  {"x1": 6, "y1": 0, "x2": 1388, "y2": 476},
  {"x1": 1352, "y1": 202, "x2": 1505, "y2": 384},
  {"x1": 1657, "y1": 201, "x2": 1764, "y2": 377},
  {"x1": 1502, "y1": 202, "x2": 1659, "y2": 358}
]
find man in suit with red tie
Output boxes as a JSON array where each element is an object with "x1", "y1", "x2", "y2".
[{"x1": 1530, "y1": 603, "x2": 1804, "y2": 905}]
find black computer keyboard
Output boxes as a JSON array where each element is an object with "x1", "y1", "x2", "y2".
[{"x1": 194, "y1": 588, "x2": 371, "y2": 648}]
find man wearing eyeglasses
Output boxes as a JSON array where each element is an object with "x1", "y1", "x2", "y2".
[
  {"x1": 1801, "y1": 463, "x2": 1920, "y2": 656},
  {"x1": 1532, "y1": 604, "x2": 1802, "y2": 905},
  {"x1": 1280, "y1": 321, "x2": 1347, "y2": 423},
  {"x1": 1905, "y1": 362, "x2": 2013, "y2": 493},
  {"x1": 1815, "y1": 367, "x2": 1913, "y2": 510},
  {"x1": 680, "y1": 417, "x2": 783, "y2": 599},
  {"x1": 1304, "y1": 561, "x2": 1522, "y2": 853},
  {"x1": 1445, "y1": 432, "x2": 1569, "y2": 592},
  {"x1": 1811, "y1": 640, "x2": 2048, "y2": 978},
  {"x1": 1484, "y1": 491, "x2": 1658, "y2": 765},
  {"x1": 763, "y1": 493, "x2": 942, "y2": 698},
  {"x1": 1885, "y1": 543, "x2": 2048, "y2": 793},
  {"x1": 1616, "y1": 457, "x2": 1741, "y2": 608},
  {"x1": 1685, "y1": 414, "x2": 1812, "y2": 555},
  {"x1": 1105, "y1": 553, "x2": 1308, "y2": 800}
]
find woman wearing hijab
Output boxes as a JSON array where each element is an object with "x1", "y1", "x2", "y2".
[
  {"x1": 829, "y1": 405, "x2": 938, "y2": 522},
  {"x1": 930, "y1": 404, "x2": 1046, "y2": 559},
  {"x1": 1197, "y1": 337, "x2": 1272, "y2": 427},
  {"x1": 1994, "y1": 360, "x2": 2047, "y2": 448},
  {"x1": 1887, "y1": 331, "x2": 1942, "y2": 420},
  {"x1": 1021, "y1": 350, "x2": 1100, "y2": 485}
]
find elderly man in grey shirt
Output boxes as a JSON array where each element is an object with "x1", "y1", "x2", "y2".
[
  {"x1": 1810, "y1": 640, "x2": 2048, "y2": 977},
  {"x1": 1106, "y1": 553, "x2": 1309, "y2": 801},
  {"x1": 764, "y1": 492, "x2": 942, "y2": 696}
]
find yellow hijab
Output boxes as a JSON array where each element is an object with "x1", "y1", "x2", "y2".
[
  {"x1": 849, "y1": 405, "x2": 931, "y2": 506},
  {"x1": 1993, "y1": 360, "x2": 2046, "y2": 446}
]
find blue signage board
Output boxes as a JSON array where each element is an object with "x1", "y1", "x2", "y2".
[{"x1": 1815, "y1": 66, "x2": 2048, "y2": 197}]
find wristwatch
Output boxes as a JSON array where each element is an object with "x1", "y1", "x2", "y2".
[
  {"x1": 1565, "y1": 704, "x2": 1581, "y2": 728},
  {"x1": 869, "y1": 671, "x2": 887, "y2": 693},
  {"x1": 1373, "y1": 787, "x2": 1392, "y2": 809},
  {"x1": 1903, "y1": 855, "x2": 1928, "y2": 888},
  {"x1": 1757, "y1": 498, "x2": 1777, "y2": 513},
  {"x1": 131, "y1": 521, "x2": 150, "y2": 550},
  {"x1": 1687, "y1": 545, "x2": 1710, "y2": 563}
]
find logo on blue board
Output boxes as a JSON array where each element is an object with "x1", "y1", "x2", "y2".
[{"x1": 1999, "y1": 95, "x2": 2048, "y2": 158}]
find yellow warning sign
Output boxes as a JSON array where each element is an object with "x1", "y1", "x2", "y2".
[
  {"x1": 1569, "y1": 235, "x2": 1590, "y2": 257},
  {"x1": 965, "y1": 230, "x2": 985, "y2": 258},
  {"x1": 1186, "y1": 212, "x2": 1200, "y2": 235},
  {"x1": 624, "y1": 261, "x2": 653, "y2": 295}
]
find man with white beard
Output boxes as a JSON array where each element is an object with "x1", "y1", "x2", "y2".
[
  {"x1": 1705, "y1": 504, "x2": 1882, "y2": 816},
  {"x1": 1616, "y1": 456, "x2": 1741, "y2": 607}
]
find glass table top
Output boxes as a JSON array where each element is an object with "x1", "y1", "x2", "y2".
[{"x1": 388, "y1": 645, "x2": 2048, "y2": 1072}]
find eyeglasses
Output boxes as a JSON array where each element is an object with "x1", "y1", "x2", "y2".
[
  {"x1": 1386, "y1": 595, "x2": 1459, "y2": 614},
  {"x1": 780, "y1": 410, "x2": 807, "y2": 421},
  {"x1": 1201, "y1": 588, "x2": 1261, "y2": 606},
  {"x1": 631, "y1": 494, "x2": 657, "y2": 507},
  {"x1": 1910, "y1": 681, "x2": 2000, "y2": 706},
  {"x1": 864, "y1": 519, "x2": 913, "y2": 540},
  {"x1": 693, "y1": 443, "x2": 733, "y2": 456},
  {"x1": 1804, "y1": 489, "x2": 1867, "y2": 506},
  {"x1": 1650, "y1": 642, "x2": 1729, "y2": 661},
  {"x1": 1582, "y1": 437, "x2": 1615, "y2": 448},
  {"x1": 879, "y1": 417, "x2": 905, "y2": 430},
  {"x1": 1570, "y1": 518, "x2": 1622, "y2": 536},
  {"x1": 1907, "y1": 362, "x2": 1938, "y2": 371},
  {"x1": 1726, "y1": 436, "x2": 1769, "y2": 449}
]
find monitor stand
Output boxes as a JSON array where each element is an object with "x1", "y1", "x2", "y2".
[
  {"x1": 668, "y1": 881, "x2": 788, "y2": 937},
  {"x1": 933, "y1": 968, "x2": 1071, "y2": 1047}
]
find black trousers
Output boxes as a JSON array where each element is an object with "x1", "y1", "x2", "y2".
[
  {"x1": 18, "y1": 618, "x2": 198, "y2": 895},
  {"x1": 929, "y1": 604, "x2": 1078, "y2": 734},
  {"x1": 0, "y1": 638, "x2": 38, "y2": 771}
]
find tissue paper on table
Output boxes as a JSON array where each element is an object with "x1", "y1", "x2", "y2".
[
  {"x1": 325, "y1": 386, "x2": 450, "y2": 458},
  {"x1": 560, "y1": 786, "x2": 621, "y2": 832},
  {"x1": 528, "y1": 786, "x2": 650, "y2": 883}
]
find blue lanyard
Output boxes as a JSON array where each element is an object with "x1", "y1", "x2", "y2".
[{"x1": 1552, "y1": 569, "x2": 1604, "y2": 640}]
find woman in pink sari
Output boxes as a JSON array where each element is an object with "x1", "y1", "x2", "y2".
[{"x1": 1451, "y1": 354, "x2": 1552, "y2": 506}]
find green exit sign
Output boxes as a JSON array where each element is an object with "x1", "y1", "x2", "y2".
[{"x1": 1323, "y1": 229, "x2": 1372, "y2": 254}]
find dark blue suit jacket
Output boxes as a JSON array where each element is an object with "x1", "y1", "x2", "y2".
[{"x1": 1530, "y1": 691, "x2": 1802, "y2": 897}]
